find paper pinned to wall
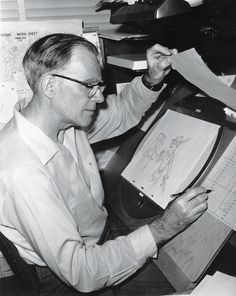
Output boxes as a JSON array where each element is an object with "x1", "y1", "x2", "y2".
[
  {"x1": 0, "y1": 20, "x2": 83, "y2": 101},
  {"x1": 170, "y1": 48, "x2": 236, "y2": 111},
  {"x1": 0, "y1": 82, "x2": 18, "y2": 129}
]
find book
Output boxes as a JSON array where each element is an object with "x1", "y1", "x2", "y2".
[
  {"x1": 107, "y1": 53, "x2": 147, "y2": 70},
  {"x1": 121, "y1": 110, "x2": 220, "y2": 209}
]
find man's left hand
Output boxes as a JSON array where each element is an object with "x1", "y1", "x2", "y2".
[{"x1": 143, "y1": 44, "x2": 178, "y2": 87}]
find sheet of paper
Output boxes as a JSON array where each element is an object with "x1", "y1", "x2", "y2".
[
  {"x1": 170, "y1": 48, "x2": 236, "y2": 111},
  {"x1": 0, "y1": 20, "x2": 82, "y2": 101},
  {"x1": 193, "y1": 271, "x2": 236, "y2": 296},
  {"x1": 190, "y1": 275, "x2": 212, "y2": 295},
  {"x1": 202, "y1": 136, "x2": 236, "y2": 231},
  {"x1": 0, "y1": 82, "x2": 18, "y2": 128},
  {"x1": 161, "y1": 272, "x2": 235, "y2": 295},
  {"x1": 122, "y1": 110, "x2": 220, "y2": 208}
]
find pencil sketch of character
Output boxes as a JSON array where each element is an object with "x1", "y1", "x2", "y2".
[
  {"x1": 140, "y1": 133, "x2": 166, "y2": 171},
  {"x1": 138, "y1": 133, "x2": 166, "y2": 172},
  {"x1": 146, "y1": 135, "x2": 191, "y2": 192}
]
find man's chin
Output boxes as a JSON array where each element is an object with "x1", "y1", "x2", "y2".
[{"x1": 78, "y1": 116, "x2": 96, "y2": 130}]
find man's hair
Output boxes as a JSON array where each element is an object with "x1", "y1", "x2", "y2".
[{"x1": 23, "y1": 33, "x2": 98, "y2": 92}]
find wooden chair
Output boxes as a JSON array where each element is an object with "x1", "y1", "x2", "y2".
[{"x1": 0, "y1": 232, "x2": 39, "y2": 295}]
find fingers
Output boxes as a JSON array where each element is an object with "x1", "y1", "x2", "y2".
[
  {"x1": 192, "y1": 199, "x2": 208, "y2": 216},
  {"x1": 147, "y1": 44, "x2": 172, "y2": 57},
  {"x1": 158, "y1": 186, "x2": 209, "y2": 241},
  {"x1": 187, "y1": 192, "x2": 208, "y2": 220},
  {"x1": 156, "y1": 186, "x2": 209, "y2": 241},
  {"x1": 147, "y1": 44, "x2": 178, "y2": 63},
  {"x1": 169, "y1": 186, "x2": 208, "y2": 214},
  {"x1": 171, "y1": 48, "x2": 178, "y2": 55},
  {"x1": 146, "y1": 44, "x2": 178, "y2": 76},
  {"x1": 145, "y1": 43, "x2": 178, "y2": 83},
  {"x1": 174, "y1": 186, "x2": 208, "y2": 218},
  {"x1": 181, "y1": 186, "x2": 208, "y2": 202}
]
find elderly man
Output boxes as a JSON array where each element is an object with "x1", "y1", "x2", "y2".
[{"x1": 0, "y1": 34, "x2": 208, "y2": 294}]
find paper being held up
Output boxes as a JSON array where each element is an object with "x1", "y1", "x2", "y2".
[{"x1": 170, "y1": 48, "x2": 236, "y2": 110}]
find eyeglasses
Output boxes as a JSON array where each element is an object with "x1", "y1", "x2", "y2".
[{"x1": 52, "y1": 74, "x2": 106, "y2": 98}]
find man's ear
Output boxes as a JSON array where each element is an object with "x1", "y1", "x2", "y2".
[{"x1": 41, "y1": 75, "x2": 55, "y2": 99}]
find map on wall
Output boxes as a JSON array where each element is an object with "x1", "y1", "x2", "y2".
[{"x1": 0, "y1": 20, "x2": 83, "y2": 102}]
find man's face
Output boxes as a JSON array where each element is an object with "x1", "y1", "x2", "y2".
[{"x1": 53, "y1": 46, "x2": 104, "y2": 128}]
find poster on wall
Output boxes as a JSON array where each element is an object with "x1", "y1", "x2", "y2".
[{"x1": 0, "y1": 19, "x2": 83, "y2": 103}]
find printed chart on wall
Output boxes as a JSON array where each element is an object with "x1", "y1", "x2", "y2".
[
  {"x1": 0, "y1": 20, "x2": 83, "y2": 102},
  {"x1": 0, "y1": 82, "x2": 18, "y2": 129},
  {"x1": 122, "y1": 110, "x2": 220, "y2": 209},
  {"x1": 202, "y1": 136, "x2": 236, "y2": 231}
]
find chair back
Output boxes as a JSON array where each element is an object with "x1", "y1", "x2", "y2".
[{"x1": 0, "y1": 232, "x2": 39, "y2": 295}]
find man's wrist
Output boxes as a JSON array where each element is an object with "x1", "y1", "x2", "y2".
[
  {"x1": 142, "y1": 74, "x2": 164, "y2": 92},
  {"x1": 149, "y1": 219, "x2": 173, "y2": 248}
]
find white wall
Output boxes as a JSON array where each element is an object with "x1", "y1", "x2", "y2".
[{"x1": 0, "y1": 0, "x2": 113, "y2": 30}]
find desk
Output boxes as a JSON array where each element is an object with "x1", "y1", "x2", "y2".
[{"x1": 100, "y1": 100, "x2": 235, "y2": 292}]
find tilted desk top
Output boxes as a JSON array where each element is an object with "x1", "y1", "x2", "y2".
[{"x1": 101, "y1": 96, "x2": 236, "y2": 291}]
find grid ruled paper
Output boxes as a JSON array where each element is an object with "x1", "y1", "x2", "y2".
[{"x1": 202, "y1": 136, "x2": 236, "y2": 231}]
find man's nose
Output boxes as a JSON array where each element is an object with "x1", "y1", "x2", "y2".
[{"x1": 93, "y1": 89, "x2": 104, "y2": 103}]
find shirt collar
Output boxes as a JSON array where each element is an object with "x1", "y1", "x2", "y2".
[{"x1": 14, "y1": 99, "x2": 58, "y2": 165}]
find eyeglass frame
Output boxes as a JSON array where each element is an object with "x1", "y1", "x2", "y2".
[{"x1": 51, "y1": 73, "x2": 105, "y2": 98}]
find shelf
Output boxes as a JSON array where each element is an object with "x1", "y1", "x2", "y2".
[{"x1": 107, "y1": 53, "x2": 147, "y2": 70}]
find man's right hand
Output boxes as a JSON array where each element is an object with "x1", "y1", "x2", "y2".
[{"x1": 149, "y1": 186, "x2": 208, "y2": 247}]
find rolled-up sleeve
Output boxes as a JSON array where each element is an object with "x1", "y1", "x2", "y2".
[
  {"x1": 88, "y1": 76, "x2": 164, "y2": 143},
  {"x1": 4, "y1": 168, "x2": 157, "y2": 292}
]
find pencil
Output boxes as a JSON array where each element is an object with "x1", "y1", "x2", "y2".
[{"x1": 170, "y1": 189, "x2": 213, "y2": 199}]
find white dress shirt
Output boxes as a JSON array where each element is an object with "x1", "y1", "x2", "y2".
[{"x1": 0, "y1": 77, "x2": 162, "y2": 292}]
